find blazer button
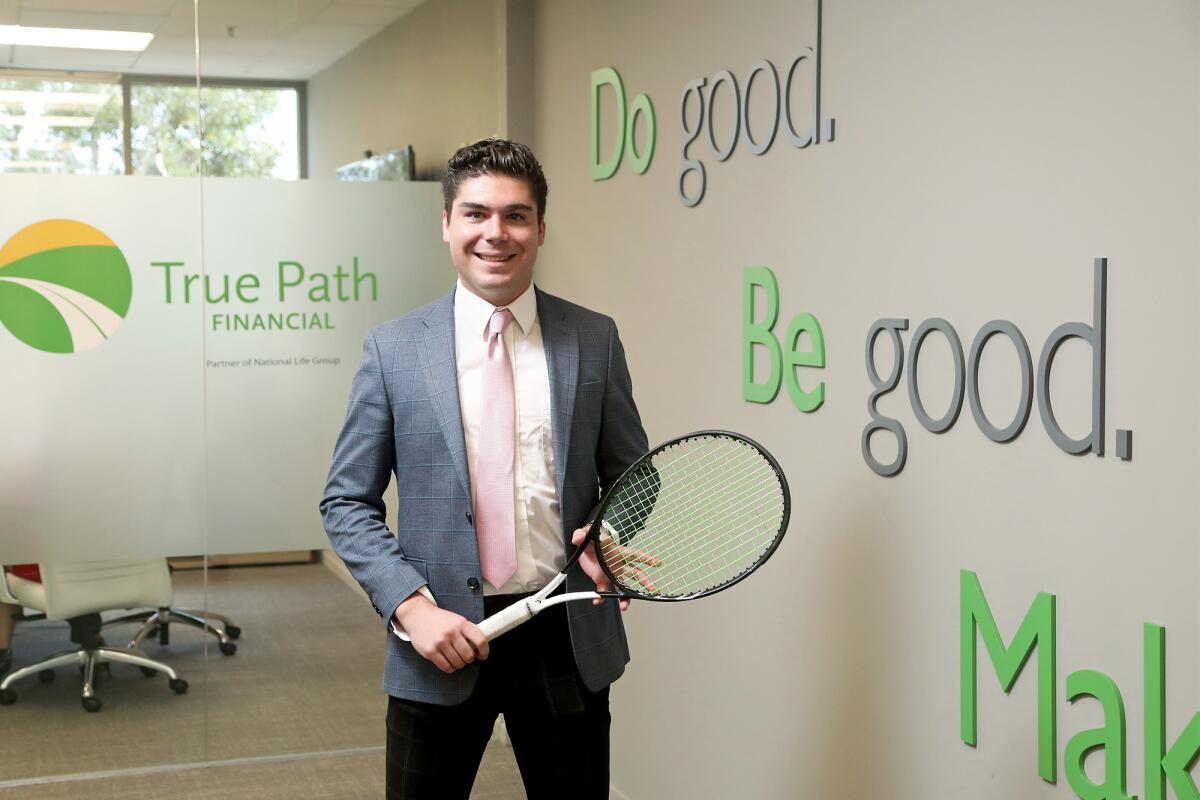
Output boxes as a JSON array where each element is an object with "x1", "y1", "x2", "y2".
[
  {"x1": 466, "y1": 577, "x2": 480, "y2": 591},
  {"x1": 465, "y1": 510, "x2": 473, "y2": 524}
]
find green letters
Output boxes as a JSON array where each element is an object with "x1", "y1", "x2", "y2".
[
  {"x1": 742, "y1": 267, "x2": 826, "y2": 411},
  {"x1": 784, "y1": 312, "x2": 825, "y2": 412},
  {"x1": 151, "y1": 261, "x2": 185, "y2": 303},
  {"x1": 1144, "y1": 624, "x2": 1200, "y2": 800},
  {"x1": 960, "y1": 569, "x2": 1057, "y2": 782},
  {"x1": 278, "y1": 261, "x2": 304, "y2": 301},
  {"x1": 1065, "y1": 669, "x2": 1134, "y2": 800},
  {"x1": 591, "y1": 68, "x2": 625, "y2": 181},
  {"x1": 743, "y1": 266, "x2": 781, "y2": 404}
]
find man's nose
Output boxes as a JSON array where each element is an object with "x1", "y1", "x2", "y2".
[{"x1": 484, "y1": 216, "x2": 508, "y2": 240}]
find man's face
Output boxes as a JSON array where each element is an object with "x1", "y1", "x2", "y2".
[{"x1": 443, "y1": 173, "x2": 545, "y2": 307}]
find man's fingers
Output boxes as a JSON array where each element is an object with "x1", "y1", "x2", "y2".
[
  {"x1": 604, "y1": 542, "x2": 661, "y2": 569},
  {"x1": 628, "y1": 546, "x2": 662, "y2": 568},
  {"x1": 624, "y1": 565, "x2": 658, "y2": 594},
  {"x1": 441, "y1": 644, "x2": 467, "y2": 671},
  {"x1": 463, "y1": 625, "x2": 490, "y2": 661},
  {"x1": 449, "y1": 635, "x2": 476, "y2": 666},
  {"x1": 431, "y1": 653, "x2": 454, "y2": 674}
]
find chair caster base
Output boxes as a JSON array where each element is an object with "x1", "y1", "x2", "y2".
[
  {"x1": 0, "y1": 688, "x2": 15, "y2": 706},
  {"x1": 169, "y1": 678, "x2": 188, "y2": 694},
  {"x1": 82, "y1": 696, "x2": 102, "y2": 713}
]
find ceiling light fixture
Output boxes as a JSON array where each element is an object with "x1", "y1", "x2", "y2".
[{"x1": 0, "y1": 25, "x2": 154, "y2": 52}]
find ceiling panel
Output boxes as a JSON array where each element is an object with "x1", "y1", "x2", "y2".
[
  {"x1": 17, "y1": 9, "x2": 163, "y2": 31},
  {"x1": 127, "y1": 47, "x2": 194, "y2": 74},
  {"x1": 311, "y1": 3, "x2": 409, "y2": 27},
  {"x1": 7, "y1": 44, "x2": 140, "y2": 68},
  {"x1": 19, "y1": 0, "x2": 177, "y2": 13},
  {"x1": 290, "y1": 22, "x2": 378, "y2": 44},
  {"x1": 0, "y1": 0, "x2": 428, "y2": 78}
]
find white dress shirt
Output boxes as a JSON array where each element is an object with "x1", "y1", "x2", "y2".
[{"x1": 454, "y1": 280, "x2": 564, "y2": 594}]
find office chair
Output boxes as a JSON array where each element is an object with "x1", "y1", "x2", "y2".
[
  {"x1": 101, "y1": 561, "x2": 241, "y2": 656},
  {"x1": 0, "y1": 561, "x2": 188, "y2": 713},
  {"x1": 106, "y1": 603, "x2": 241, "y2": 656}
]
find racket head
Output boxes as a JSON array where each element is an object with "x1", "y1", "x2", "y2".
[{"x1": 591, "y1": 430, "x2": 790, "y2": 602}]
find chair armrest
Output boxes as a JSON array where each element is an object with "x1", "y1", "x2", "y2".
[{"x1": 0, "y1": 569, "x2": 18, "y2": 605}]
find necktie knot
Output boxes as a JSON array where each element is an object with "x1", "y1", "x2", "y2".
[{"x1": 488, "y1": 308, "x2": 514, "y2": 339}]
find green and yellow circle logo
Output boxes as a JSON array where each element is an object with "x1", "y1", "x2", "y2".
[{"x1": 0, "y1": 220, "x2": 132, "y2": 354}]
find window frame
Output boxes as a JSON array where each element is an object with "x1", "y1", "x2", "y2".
[{"x1": 0, "y1": 69, "x2": 308, "y2": 179}]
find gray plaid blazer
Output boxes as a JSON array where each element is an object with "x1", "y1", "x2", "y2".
[{"x1": 320, "y1": 286, "x2": 648, "y2": 705}]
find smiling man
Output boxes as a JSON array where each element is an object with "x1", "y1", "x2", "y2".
[{"x1": 321, "y1": 139, "x2": 648, "y2": 799}]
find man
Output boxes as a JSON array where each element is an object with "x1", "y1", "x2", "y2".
[{"x1": 320, "y1": 138, "x2": 648, "y2": 799}]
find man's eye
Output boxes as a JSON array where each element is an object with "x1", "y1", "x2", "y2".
[{"x1": 508, "y1": 214, "x2": 526, "y2": 221}]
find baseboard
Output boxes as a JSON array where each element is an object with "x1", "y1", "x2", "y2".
[{"x1": 611, "y1": 783, "x2": 633, "y2": 800}]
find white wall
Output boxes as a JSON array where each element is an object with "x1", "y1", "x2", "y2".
[
  {"x1": 530, "y1": 0, "x2": 1199, "y2": 797},
  {"x1": 307, "y1": 0, "x2": 504, "y2": 181}
]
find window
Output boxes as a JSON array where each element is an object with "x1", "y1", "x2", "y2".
[
  {"x1": 0, "y1": 71, "x2": 302, "y2": 179},
  {"x1": 130, "y1": 83, "x2": 300, "y2": 179},
  {"x1": 0, "y1": 76, "x2": 123, "y2": 175}
]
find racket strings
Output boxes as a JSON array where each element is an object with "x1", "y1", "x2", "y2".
[
  {"x1": 604, "y1": 440, "x2": 765, "y2": 537},
  {"x1": 603, "y1": 485, "x2": 782, "y2": 595},
  {"x1": 600, "y1": 443, "x2": 770, "y2": 553},
  {"x1": 603, "y1": 442, "x2": 773, "y2": 548},
  {"x1": 597, "y1": 435, "x2": 785, "y2": 598},
  {"x1": 601, "y1": 460, "x2": 775, "y2": 568}
]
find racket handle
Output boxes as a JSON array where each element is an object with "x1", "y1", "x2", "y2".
[{"x1": 477, "y1": 598, "x2": 536, "y2": 641}]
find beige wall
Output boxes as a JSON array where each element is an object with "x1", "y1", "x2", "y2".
[
  {"x1": 530, "y1": 1, "x2": 1199, "y2": 798},
  {"x1": 307, "y1": 0, "x2": 503, "y2": 181}
]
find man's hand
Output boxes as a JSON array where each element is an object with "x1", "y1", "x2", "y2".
[
  {"x1": 394, "y1": 593, "x2": 489, "y2": 674},
  {"x1": 571, "y1": 524, "x2": 661, "y2": 610}
]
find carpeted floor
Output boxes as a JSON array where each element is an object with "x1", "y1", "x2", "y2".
[{"x1": 0, "y1": 563, "x2": 523, "y2": 798}]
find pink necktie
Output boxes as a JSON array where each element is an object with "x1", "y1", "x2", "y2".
[{"x1": 475, "y1": 308, "x2": 517, "y2": 588}]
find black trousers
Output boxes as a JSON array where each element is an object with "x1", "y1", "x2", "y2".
[{"x1": 385, "y1": 595, "x2": 611, "y2": 800}]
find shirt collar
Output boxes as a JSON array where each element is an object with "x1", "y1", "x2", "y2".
[{"x1": 455, "y1": 279, "x2": 537, "y2": 338}]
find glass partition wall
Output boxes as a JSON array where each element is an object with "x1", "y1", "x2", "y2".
[
  {"x1": 1, "y1": 0, "x2": 466, "y2": 792},
  {"x1": 0, "y1": 0, "x2": 209, "y2": 787}
]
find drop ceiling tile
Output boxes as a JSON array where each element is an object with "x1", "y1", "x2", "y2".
[
  {"x1": 8, "y1": 44, "x2": 140, "y2": 69},
  {"x1": 17, "y1": 10, "x2": 163, "y2": 32},
  {"x1": 340, "y1": 0, "x2": 424, "y2": 8},
  {"x1": 19, "y1": 0, "x2": 176, "y2": 13},
  {"x1": 311, "y1": 3, "x2": 408, "y2": 27},
  {"x1": 290, "y1": 23, "x2": 376, "y2": 45},
  {"x1": 127, "y1": 49, "x2": 197, "y2": 76}
]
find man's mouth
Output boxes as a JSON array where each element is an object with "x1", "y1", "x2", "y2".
[{"x1": 475, "y1": 253, "x2": 515, "y2": 263}]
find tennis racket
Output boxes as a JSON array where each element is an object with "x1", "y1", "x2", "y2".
[{"x1": 395, "y1": 430, "x2": 789, "y2": 643}]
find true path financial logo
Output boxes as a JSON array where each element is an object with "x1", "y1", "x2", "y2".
[{"x1": 0, "y1": 219, "x2": 132, "y2": 354}]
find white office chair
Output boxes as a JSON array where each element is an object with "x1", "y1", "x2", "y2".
[
  {"x1": 104, "y1": 598, "x2": 240, "y2": 656},
  {"x1": 0, "y1": 560, "x2": 188, "y2": 713}
]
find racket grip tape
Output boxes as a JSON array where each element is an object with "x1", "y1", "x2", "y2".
[{"x1": 476, "y1": 598, "x2": 536, "y2": 641}]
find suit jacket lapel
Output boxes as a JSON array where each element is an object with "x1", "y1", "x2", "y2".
[
  {"x1": 417, "y1": 289, "x2": 472, "y2": 501},
  {"x1": 536, "y1": 289, "x2": 578, "y2": 508}
]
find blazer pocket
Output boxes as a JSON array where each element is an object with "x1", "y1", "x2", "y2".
[
  {"x1": 577, "y1": 379, "x2": 603, "y2": 392},
  {"x1": 405, "y1": 556, "x2": 430, "y2": 583}
]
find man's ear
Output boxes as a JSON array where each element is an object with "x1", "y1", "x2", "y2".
[
  {"x1": 537, "y1": 218, "x2": 546, "y2": 246},
  {"x1": 442, "y1": 209, "x2": 451, "y2": 243}
]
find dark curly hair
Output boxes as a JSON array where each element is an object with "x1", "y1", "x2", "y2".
[{"x1": 442, "y1": 138, "x2": 549, "y2": 222}]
